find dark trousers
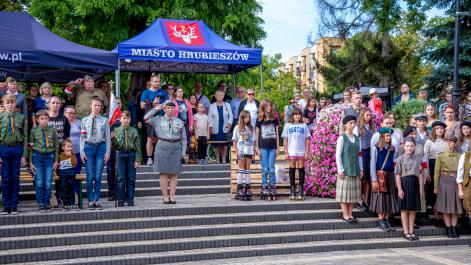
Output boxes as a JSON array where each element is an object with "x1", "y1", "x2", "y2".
[
  {"x1": 60, "y1": 174, "x2": 75, "y2": 206},
  {"x1": 0, "y1": 145, "x2": 22, "y2": 209},
  {"x1": 107, "y1": 150, "x2": 116, "y2": 197},
  {"x1": 117, "y1": 151, "x2": 136, "y2": 203},
  {"x1": 197, "y1": 136, "x2": 207, "y2": 160}
]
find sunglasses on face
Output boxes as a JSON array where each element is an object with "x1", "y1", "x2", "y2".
[{"x1": 248, "y1": 93, "x2": 254, "y2": 96}]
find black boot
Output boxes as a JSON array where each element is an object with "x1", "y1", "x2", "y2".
[
  {"x1": 296, "y1": 185, "x2": 304, "y2": 200},
  {"x1": 245, "y1": 184, "x2": 253, "y2": 201},
  {"x1": 451, "y1": 226, "x2": 459, "y2": 238},
  {"x1": 260, "y1": 185, "x2": 268, "y2": 200},
  {"x1": 289, "y1": 186, "x2": 296, "y2": 200},
  {"x1": 269, "y1": 184, "x2": 277, "y2": 201},
  {"x1": 234, "y1": 184, "x2": 244, "y2": 200}
]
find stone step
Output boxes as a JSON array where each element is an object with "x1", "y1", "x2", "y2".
[
  {"x1": 7, "y1": 235, "x2": 471, "y2": 264},
  {"x1": 0, "y1": 197, "x2": 339, "y2": 225},
  {"x1": 0, "y1": 210, "x2": 375, "y2": 237},
  {"x1": 19, "y1": 178, "x2": 230, "y2": 191},
  {"x1": 18, "y1": 185, "x2": 231, "y2": 200}
]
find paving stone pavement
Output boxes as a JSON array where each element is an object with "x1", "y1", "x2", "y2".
[{"x1": 167, "y1": 246, "x2": 471, "y2": 265}]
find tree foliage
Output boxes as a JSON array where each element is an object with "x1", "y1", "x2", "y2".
[
  {"x1": 0, "y1": 0, "x2": 28, "y2": 12},
  {"x1": 423, "y1": 0, "x2": 471, "y2": 97}
]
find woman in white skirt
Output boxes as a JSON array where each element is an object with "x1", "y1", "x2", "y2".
[{"x1": 144, "y1": 101, "x2": 187, "y2": 204}]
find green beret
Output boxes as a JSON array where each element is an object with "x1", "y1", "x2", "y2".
[{"x1": 379, "y1": 127, "x2": 394, "y2": 135}]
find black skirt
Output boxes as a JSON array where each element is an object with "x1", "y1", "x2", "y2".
[
  {"x1": 425, "y1": 159, "x2": 437, "y2": 207},
  {"x1": 362, "y1": 148, "x2": 371, "y2": 182},
  {"x1": 399, "y1": 175, "x2": 421, "y2": 211}
]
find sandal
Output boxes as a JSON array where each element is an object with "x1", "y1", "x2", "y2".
[
  {"x1": 163, "y1": 198, "x2": 171, "y2": 204},
  {"x1": 342, "y1": 217, "x2": 355, "y2": 224}
]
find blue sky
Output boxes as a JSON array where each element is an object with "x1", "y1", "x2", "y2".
[{"x1": 260, "y1": 0, "x2": 445, "y2": 62}]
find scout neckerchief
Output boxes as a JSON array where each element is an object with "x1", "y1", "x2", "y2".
[
  {"x1": 7, "y1": 114, "x2": 15, "y2": 135},
  {"x1": 42, "y1": 128, "x2": 49, "y2": 150},
  {"x1": 91, "y1": 115, "x2": 97, "y2": 137}
]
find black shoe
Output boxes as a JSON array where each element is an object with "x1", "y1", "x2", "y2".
[
  {"x1": 451, "y1": 226, "x2": 459, "y2": 238},
  {"x1": 118, "y1": 202, "x2": 125, "y2": 207},
  {"x1": 107, "y1": 193, "x2": 115, "y2": 201},
  {"x1": 378, "y1": 220, "x2": 389, "y2": 231},
  {"x1": 245, "y1": 184, "x2": 253, "y2": 201},
  {"x1": 403, "y1": 233, "x2": 414, "y2": 241},
  {"x1": 45, "y1": 205, "x2": 51, "y2": 212},
  {"x1": 351, "y1": 216, "x2": 359, "y2": 223},
  {"x1": 411, "y1": 233, "x2": 419, "y2": 241},
  {"x1": 386, "y1": 220, "x2": 396, "y2": 231},
  {"x1": 38, "y1": 206, "x2": 46, "y2": 213},
  {"x1": 357, "y1": 202, "x2": 366, "y2": 212},
  {"x1": 362, "y1": 201, "x2": 369, "y2": 211},
  {"x1": 1, "y1": 208, "x2": 10, "y2": 215},
  {"x1": 446, "y1": 227, "x2": 453, "y2": 238},
  {"x1": 88, "y1": 202, "x2": 95, "y2": 210},
  {"x1": 342, "y1": 217, "x2": 355, "y2": 224},
  {"x1": 127, "y1": 202, "x2": 134, "y2": 207},
  {"x1": 10, "y1": 207, "x2": 18, "y2": 215},
  {"x1": 95, "y1": 203, "x2": 103, "y2": 210}
]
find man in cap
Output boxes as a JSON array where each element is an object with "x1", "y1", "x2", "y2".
[
  {"x1": 64, "y1": 75, "x2": 108, "y2": 119},
  {"x1": 368, "y1": 88, "x2": 382, "y2": 115},
  {"x1": 414, "y1": 113, "x2": 429, "y2": 146}
]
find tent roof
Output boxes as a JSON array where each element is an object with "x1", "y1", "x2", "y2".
[
  {"x1": 116, "y1": 18, "x2": 262, "y2": 74},
  {"x1": 0, "y1": 12, "x2": 117, "y2": 82}
]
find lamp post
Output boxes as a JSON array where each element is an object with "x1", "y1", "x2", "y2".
[{"x1": 453, "y1": 0, "x2": 471, "y2": 106}]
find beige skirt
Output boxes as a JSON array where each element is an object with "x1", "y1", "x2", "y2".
[
  {"x1": 336, "y1": 176, "x2": 361, "y2": 203},
  {"x1": 435, "y1": 176, "x2": 463, "y2": 214}
]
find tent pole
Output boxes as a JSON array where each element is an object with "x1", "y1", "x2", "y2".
[
  {"x1": 231, "y1": 73, "x2": 236, "y2": 96},
  {"x1": 115, "y1": 59, "x2": 120, "y2": 98},
  {"x1": 259, "y1": 63, "x2": 264, "y2": 98}
]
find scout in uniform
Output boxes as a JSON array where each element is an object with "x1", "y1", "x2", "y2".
[
  {"x1": 80, "y1": 97, "x2": 111, "y2": 210},
  {"x1": 457, "y1": 146, "x2": 471, "y2": 234},
  {"x1": 114, "y1": 110, "x2": 142, "y2": 207},
  {"x1": 144, "y1": 100, "x2": 187, "y2": 204},
  {"x1": 434, "y1": 135, "x2": 462, "y2": 238},
  {"x1": 65, "y1": 75, "x2": 108, "y2": 119},
  {"x1": 0, "y1": 94, "x2": 28, "y2": 215},
  {"x1": 29, "y1": 110, "x2": 60, "y2": 213}
]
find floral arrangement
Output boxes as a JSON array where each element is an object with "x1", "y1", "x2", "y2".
[{"x1": 305, "y1": 103, "x2": 382, "y2": 198}]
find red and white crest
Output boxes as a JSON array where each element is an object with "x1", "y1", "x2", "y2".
[{"x1": 165, "y1": 22, "x2": 204, "y2": 45}]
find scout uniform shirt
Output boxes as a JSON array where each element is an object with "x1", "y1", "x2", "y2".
[
  {"x1": 0, "y1": 111, "x2": 28, "y2": 158},
  {"x1": 65, "y1": 81, "x2": 108, "y2": 119},
  {"x1": 434, "y1": 150, "x2": 460, "y2": 190},
  {"x1": 395, "y1": 154, "x2": 422, "y2": 177},
  {"x1": 113, "y1": 125, "x2": 142, "y2": 163},
  {"x1": 28, "y1": 125, "x2": 60, "y2": 162},
  {"x1": 79, "y1": 114, "x2": 111, "y2": 159}
]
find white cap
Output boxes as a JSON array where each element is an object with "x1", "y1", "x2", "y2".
[{"x1": 369, "y1": 88, "x2": 377, "y2": 95}]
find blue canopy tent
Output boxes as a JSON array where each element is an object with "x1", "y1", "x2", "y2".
[
  {"x1": 0, "y1": 12, "x2": 117, "y2": 82},
  {"x1": 115, "y1": 18, "x2": 263, "y2": 97}
]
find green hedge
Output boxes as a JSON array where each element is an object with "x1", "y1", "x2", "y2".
[{"x1": 392, "y1": 99, "x2": 428, "y2": 130}]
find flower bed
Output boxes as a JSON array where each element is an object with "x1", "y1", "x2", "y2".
[{"x1": 305, "y1": 104, "x2": 381, "y2": 198}]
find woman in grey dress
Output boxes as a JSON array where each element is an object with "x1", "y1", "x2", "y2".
[{"x1": 144, "y1": 101, "x2": 187, "y2": 204}]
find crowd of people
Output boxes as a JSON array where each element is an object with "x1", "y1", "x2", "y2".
[
  {"x1": 335, "y1": 84, "x2": 471, "y2": 241},
  {"x1": 2, "y1": 72, "x2": 471, "y2": 243}
]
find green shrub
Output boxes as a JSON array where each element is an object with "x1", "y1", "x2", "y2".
[{"x1": 392, "y1": 99, "x2": 428, "y2": 130}]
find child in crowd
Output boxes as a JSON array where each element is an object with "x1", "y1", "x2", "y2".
[
  {"x1": 415, "y1": 114, "x2": 429, "y2": 146},
  {"x1": 58, "y1": 139, "x2": 77, "y2": 211},
  {"x1": 425, "y1": 104, "x2": 438, "y2": 131},
  {"x1": 80, "y1": 97, "x2": 111, "y2": 210},
  {"x1": 0, "y1": 94, "x2": 28, "y2": 215},
  {"x1": 232, "y1": 110, "x2": 257, "y2": 201},
  {"x1": 303, "y1": 97, "x2": 317, "y2": 130},
  {"x1": 408, "y1": 116, "x2": 417, "y2": 127},
  {"x1": 395, "y1": 138, "x2": 423, "y2": 241},
  {"x1": 424, "y1": 121, "x2": 446, "y2": 224},
  {"x1": 282, "y1": 108, "x2": 310, "y2": 200},
  {"x1": 194, "y1": 103, "x2": 209, "y2": 165},
  {"x1": 335, "y1": 115, "x2": 363, "y2": 223},
  {"x1": 370, "y1": 127, "x2": 398, "y2": 231},
  {"x1": 434, "y1": 135, "x2": 462, "y2": 238},
  {"x1": 114, "y1": 111, "x2": 141, "y2": 207},
  {"x1": 457, "y1": 121, "x2": 471, "y2": 153},
  {"x1": 355, "y1": 108, "x2": 375, "y2": 211},
  {"x1": 29, "y1": 110, "x2": 59, "y2": 213},
  {"x1": 256, "y1": 100, "x2": 279, "y2": 200}
]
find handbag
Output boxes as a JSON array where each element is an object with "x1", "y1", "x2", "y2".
[{"x1": 373, "y1": 148, "x2": 391, "y2": 193}]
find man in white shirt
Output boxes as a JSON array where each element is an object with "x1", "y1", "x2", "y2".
[
  {"x1": 194, "y1": 81, "x2": 211, "y2": 112},
  {"x1": 297, "y1": 88, "x2": 311, "y2": 112}
]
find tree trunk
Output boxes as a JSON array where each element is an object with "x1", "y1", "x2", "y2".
[{"x1": 380, "y1": 31, "x2": 390, "y2": 87}]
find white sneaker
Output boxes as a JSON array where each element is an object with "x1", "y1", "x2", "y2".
[{"x1": 146, "y1": 158, "x2": 153, "y2": 166}]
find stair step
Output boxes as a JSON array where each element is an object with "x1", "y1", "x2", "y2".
[
  {"x1": 0, "y1": 197, "x2": 339, "y2": 225},
  {"x1": 0, "y1": 210, "x2": 375, "y2": 237},
  {"x1": 19, "y1": 178, "x2": 230, "y2": 191},
  {"x1": 9, "y1": 235, "x2": 471, "y2": 264}
]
